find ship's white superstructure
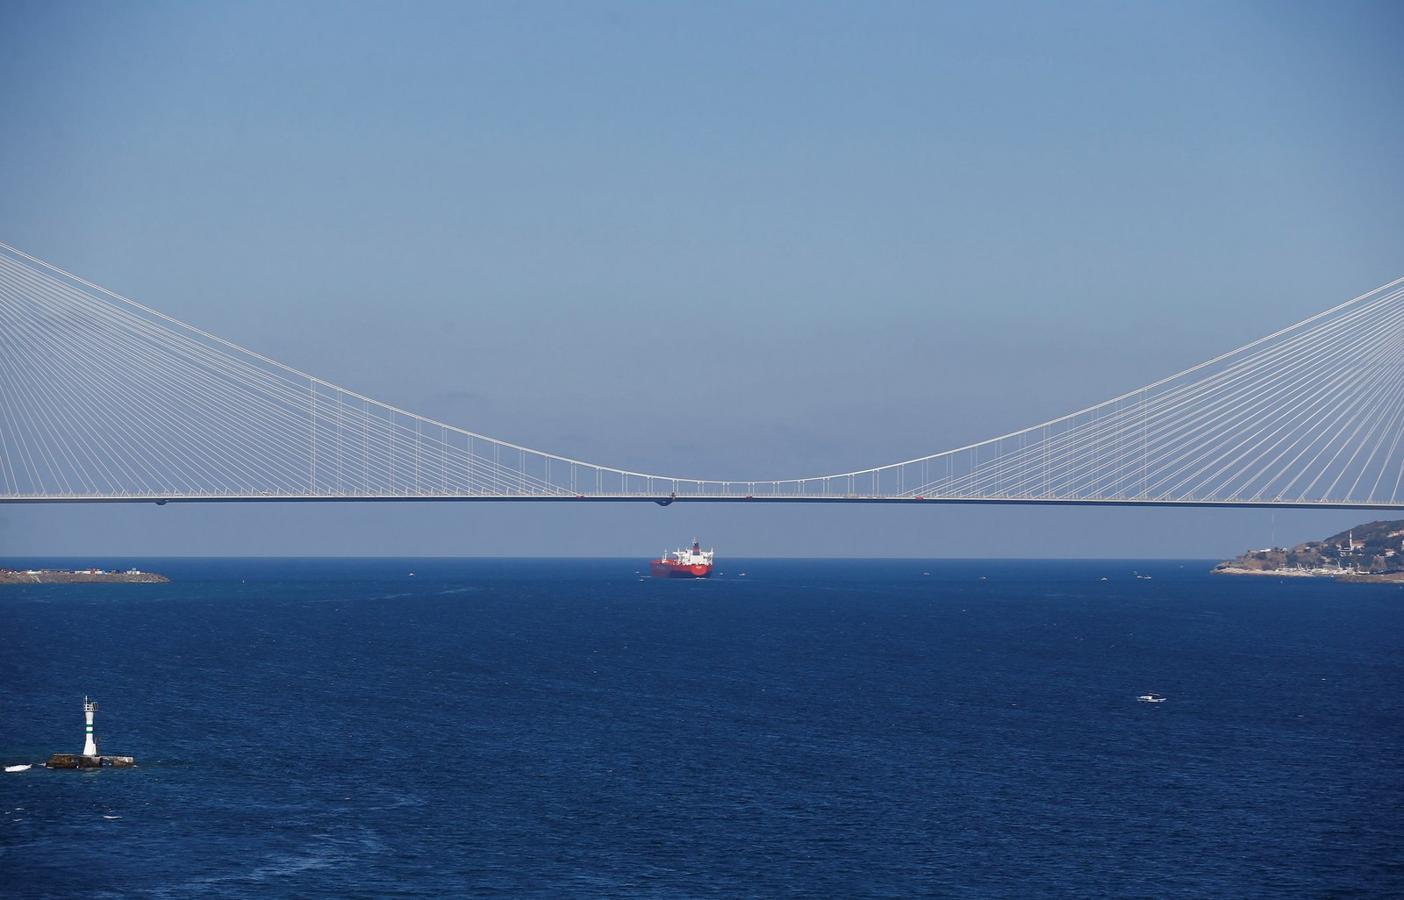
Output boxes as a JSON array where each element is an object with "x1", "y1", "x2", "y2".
[{"x1": 665, "y1": 542, "x2": 715, "y2": 567}]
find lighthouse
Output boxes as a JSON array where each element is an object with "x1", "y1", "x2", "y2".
[
  {"x1": 83, "y1": 696, "x2": 99, "y2": 756},
  {"x1": 45, "y1": 696, "x2": 135, "y2": 769}
]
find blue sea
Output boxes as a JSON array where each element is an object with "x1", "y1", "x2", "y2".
[{"x1": 2, "y1": 558, "x2": 1402, "y2": 897}]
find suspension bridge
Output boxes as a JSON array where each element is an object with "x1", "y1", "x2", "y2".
[{"x1": 1, "y1": 241, "x2": 1402, "y2": 509}]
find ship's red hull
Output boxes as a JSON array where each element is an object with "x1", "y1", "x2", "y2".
[{"x1": 650, "y1": 560, "x2": 712, "y2": 578}]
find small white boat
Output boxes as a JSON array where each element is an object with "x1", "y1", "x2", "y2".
[
  {"x1": 1137, "y1": 694, "x2": 1167, "y2": 703},
  {"x1": 5, "y1": 764, "x2": 32, "y2": 773}
]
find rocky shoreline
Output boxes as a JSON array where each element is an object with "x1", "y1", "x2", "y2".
[
  {"x1": 1212, "y1": 565, "x2": 1319, "y2": 578},
  {"x1": 1213, "y1": 566, "x2": 1404, "y2": 583}
]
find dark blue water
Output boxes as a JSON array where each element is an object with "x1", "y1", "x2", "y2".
[{"x1": 2, "y1": 558, "x2": 1402, "y2": 897}]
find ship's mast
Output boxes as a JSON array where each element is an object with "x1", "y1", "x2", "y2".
[{"x1": 83, "y1": 696, "x2": 98, "y2": 756}]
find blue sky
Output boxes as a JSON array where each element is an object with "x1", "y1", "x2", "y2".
[{"x1": 2, "y1": 1, "x2": 1402, "y2": 557}]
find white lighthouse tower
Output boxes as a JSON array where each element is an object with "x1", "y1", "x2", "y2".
[
  {"x1": 46, "y1": 696, "x2": 134, "y2": 768},
  {"x1": 83, "y1": 696, "x2": 99, "y2": 757}
]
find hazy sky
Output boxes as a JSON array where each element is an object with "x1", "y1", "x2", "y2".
[{"x1": 2, "y1": 1, "x2": 1402, "y2": 557}]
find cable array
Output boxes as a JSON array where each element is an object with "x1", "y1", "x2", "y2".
[{"x1": 0, "y1": 241, "x2": 1401, "y2": 507}]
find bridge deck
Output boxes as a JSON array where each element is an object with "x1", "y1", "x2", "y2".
[{"x1": 4, "y1": 494, "x2": 1403, "y2": 510}]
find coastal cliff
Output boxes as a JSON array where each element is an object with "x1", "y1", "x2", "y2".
[{"x1": 1214, "y1": 520, "x2": 1404, "y2": 581}]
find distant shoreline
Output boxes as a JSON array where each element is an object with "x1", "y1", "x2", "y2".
[
  {"x1": 1212, "y1": 566, "x2": 1319, "y2": 579},
  {"x1": 1213, "y1": 519, "x2": 1404, "y2": 584},
  {"x1": 1214, "y1": 519, "x2": 1404, "y2": 583},
  {"x1": 0, "y1": 568, "x2": 170, "y2": 585}
]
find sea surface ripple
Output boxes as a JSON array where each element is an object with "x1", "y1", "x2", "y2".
[{"x1": 2, "y1": 558, "x2": 1402, "y2": 897}]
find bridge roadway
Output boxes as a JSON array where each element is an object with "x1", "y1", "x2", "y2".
[{"x1": 4, "y1": 493, "x2": 1403, "y2": 510}]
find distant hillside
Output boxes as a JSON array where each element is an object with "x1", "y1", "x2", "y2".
[{"x1": 1215, "y1": 519, "x2": 1404, "y2": 578}]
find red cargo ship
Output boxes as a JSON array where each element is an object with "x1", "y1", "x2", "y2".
[{"x1": 650, "y1": 540, "x2": 715, "y2": 578}]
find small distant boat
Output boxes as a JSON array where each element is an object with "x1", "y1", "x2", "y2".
[
  {"x1": 1136, "y1": 575, "x2": 1152, "y2": 580},
  {"x1": 1137, "y1": 694, "x2": 1167, "y2": 703},
  {"x1": 5, "y1": 764, "x2": 32, "y2": 773},
  {"x1": 1099, "y1": 577, "x2": 1109, "y2": 582}
]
